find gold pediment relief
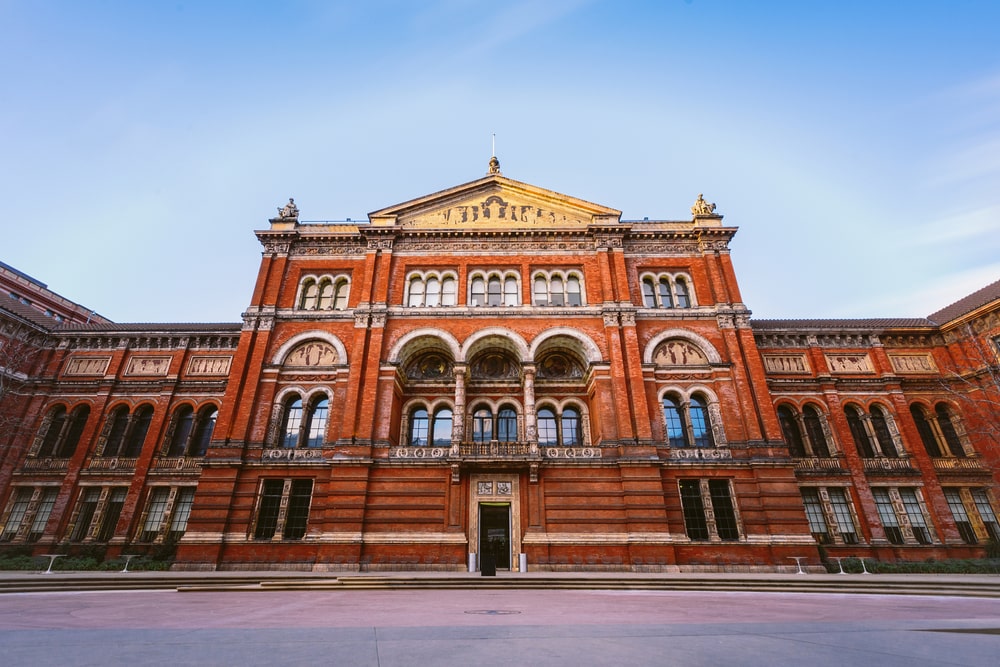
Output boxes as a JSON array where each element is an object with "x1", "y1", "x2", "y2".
[
  {"x1": 401, "y1": 193, "x2": 591, "y2": 229},
  {"x1": 369, "y1": 175, "x2": 621, "y2": 230}
]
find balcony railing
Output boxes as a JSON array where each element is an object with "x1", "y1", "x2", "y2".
[
  {"x1": 862, "y1": 457, "x2": 915, "y2": 474},
  {"x1": 151, "y1": 456, "x2": 204, "y2": 472},
  {"x1": 86, "y1": 457, "x2": 138, "y2": 472},
  {"x1": 459, "y1": 441, "x2": 534, "y2": 458},
  {"x1": 931, "y1": 457, "x2": 984, "y2": 472},
  {"x1": 793, "y1": 457, "x2": 845, "y2": 473},
  {"x1": 21, "y1": 457, "x2": 70, "y2": 472}
]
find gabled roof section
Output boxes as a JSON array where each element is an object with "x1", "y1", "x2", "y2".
[
  {"x1": 927, "y1": 278, "x2": 1000, "y2": 325},
  {"x1": 368, "y1": 170, "x2": 622, "y2": 231}
]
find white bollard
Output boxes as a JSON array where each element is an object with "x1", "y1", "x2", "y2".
[
  {"x1": 519, "y1": 553, "x2": 528, "y2": 573},
  {"x1": 468, "y1": 553, "x2": 477, "y2": 573}
]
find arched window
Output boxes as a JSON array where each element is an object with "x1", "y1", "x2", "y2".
[
  {"x1": 103, "y1": 406, "x2": 131, "y2": 457},
  {"x1": 658, "y1": 278, "x2": 674, "y2": 308},
  {"x1": 441, "y1": 277, "x2": 457, "y2": 306},
  {"x1": 504, "y1": 277, "x2": 519, "y2": 306},
  {"x1": 409, "y1": 407, "x2": 429, "y2": 446},
  {"x1": 37, "y1": 406, "x2": 68, "y2": 457},
  {"x1": 537, "y1": 408, "x2": 558, "y2": 446},
  {"x1": 425, "y1": 277, "x2": 441, "y2": 307},
  {"x1": 642, "y1": 278, "x2": 656, "y2": 307},
  {"x1": 497, "y1": 407, "x2": 518, "y2": 442},
  {"x1": 549, "y1": 276, "x2": 564, "y2": 306},
  {"x1": 471, "y1": 277, "x2": 486, "y2": 306},
  {"x1": 189, "y1": 406, "x2": 218, "y2": 456},
  {"x1": 566, "y1": 277, "x2": 582, "y2": 306},
  {"x1": 487, "y1": 277, "x2": 502, "y2": 306},
  {"x1": 935, "y1": 403, "x2": 966, "y2": 457},
  {"x1": 777, "y1": 405, "x2": 806, "y2": 457},
  {"x1": 408, "y1": 276, "x2": 425, "y2": 307},
  {"x1": 333, "y1": 280, "x2": 350, "y2": 310},
  {"x1": 845, "y1": 406, "x2": 874, "y2": 458},
  {"x1": 279, "y1": 397, "x2": 304, "y2": 448},
  {"x1": 689, "y1": 396, "x2": 714, "y2": 447},
  {"x1": 663, "y1": 397, "x2": 686, "y2": 448},
  {"x1": 473, "y1": 407, "x2": 493, "y2": 443},
  {"x1": 533, "y1": 277, "x2": 548, "y2": 306},
  {"x1": 432, "y1": 408, "x2": 452, "y2": 446},
  {"x1": 911, "y1": 404, "x2": 941, "y2": 457},
  {"x1": 561, "y1": 407, "x2": 581, "y2": 446},
  {"x1": 802, "y1": 405, "x2": 831, "y2": 457},
  {"x1": 317, "y1": 279, "x2": 334, "y2": 309},
  {"x1": 58, "y1": 406, "x2": 90, "y2": 458},
  {"x1": 122, "y1": 405, "x2": 153, "y2": 457},
  {"x1": 674, "y1": 277, "x2": 691, "y2": 308},
  {"x1": 869, "y1": 405, "x2": 897, "y2": 457},
  {"x1": 300, "y1": 280, "x2": 318, "y2": 310},
  {"x1": 167, "y1": 406, "x2": 195, "y2": 457},
  {"x1": 304, "y1": 397, "x2": 328, "y2": 448}
]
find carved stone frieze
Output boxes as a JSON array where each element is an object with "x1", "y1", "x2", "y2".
[
  {"x1": 762, "y1": 354, "x2": 810, "y2": 374},
  {"x1": 669, "y1": 448, "x2": 732, "y2": 461},
  {"x1": 262, "y1": 240, "x2": 293, "y2": 255},
  {"x1": 64, "y1": 356, "x2": 111, "y2": 376},
  {"x1": 888, "y1": 353, "x2": 937, "y2": 374},
  {"x1": 393, "y1": 239, "x2": 593, "y2": 253},
  {"x1": 825, "y1": 353, "x2": 873, "y2": 374},
  {"x1": 623, "y1": 241, "x2": 700, "y2": 255},
  {"x1": 544, "y1": 447, "x2": 602, "y2": 459},
  {"x1": 291, "y1": 244, "x2": 367, "y2": 257}
]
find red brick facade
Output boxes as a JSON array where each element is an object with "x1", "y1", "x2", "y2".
[{"x1": 2, "y1": 169, "x2": 998, "y2": 571}]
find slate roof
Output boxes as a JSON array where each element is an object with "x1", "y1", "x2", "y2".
[
  {"x1": 927, "y1": 278, "x2": 1000, "y2": 325},
  {"x1": 54, "y1": 322, "x2": 242, "y2": 333},
  {"x1": 751, "y1": 318, "x2": 935, "y2": 330},
  {"x1": 0, "y1": 296, "x2": 60, "y2": 330}
]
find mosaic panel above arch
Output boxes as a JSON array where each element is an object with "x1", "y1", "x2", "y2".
[
  {"x1": 652, "y1": 338, "x2": 709, "y2": 366},
  {"x1": 283, "y1": 340, "x2": 339, "y2": 368}
]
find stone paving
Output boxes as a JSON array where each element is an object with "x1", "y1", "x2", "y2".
[{"x1": 1, "y1": 573, "x2": 999, "y2": 666}]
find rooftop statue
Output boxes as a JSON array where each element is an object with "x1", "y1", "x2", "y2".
[
  {"x1": 277, "y1": 198, "x2": 299, "y2": 221},
  {"x1": 691, "y1": 194, "x2": 717, "y2": 216}
]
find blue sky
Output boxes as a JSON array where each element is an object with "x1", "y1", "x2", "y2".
[{"x1": 3, "y1": 1, "x2": 998, "y2": 323}]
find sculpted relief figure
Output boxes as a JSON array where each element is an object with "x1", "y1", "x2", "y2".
[{"x1": 691, "y1": 194, "x2": 717, "y2": 216}]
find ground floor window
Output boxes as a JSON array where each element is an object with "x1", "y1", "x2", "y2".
[
  {"x1": 678, "y1": 479, "x2": 740, "y2": 541},
  {"x1": 872, "y1": 487, "x2": 934, "y2": 545},
  {"x1": 944, "y1": 487, "x2": 1000, "y2": 544},
  {"x1": 138, "y1": 487, "x2": 196, "y2": 543},
  {"x1": 67, "y1": 486, "x2": 128, "y2": 542},
  {"x1": 253, "y1": 479, "x2": 314, "y2": 540},
  {"x1": 0, "y1": 487, "x2": 59, "y2": 542}
]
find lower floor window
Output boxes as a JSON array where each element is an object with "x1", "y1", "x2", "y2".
[
  {"x1": 69, "y1": 486, "x2": 128, "y2": 542},
  {"x1": 139, "y1": 487, "x2": 196, "y2": 543},
  {"x1": 679, "y1": 479, "x2": 740, "y2": 541},
  {"x1": 945, "y1": 487, "x2": 1000, "y2": 545},
  {"x1": 873, "y1": 487, "x2": 933, "y2": 545},
  {"x1": 254, "y1": 479, "x2": 314, "y2": 540},
  {"x1": 0, "y1": 487, "x2": 58, "y2": 542}
]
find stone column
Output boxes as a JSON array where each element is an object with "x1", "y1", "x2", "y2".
[
  {"x1": 451, "y1": 366, "x2": 466, "y2": 455},
  {"x1": 523, "y1": 365, "x2": 537, "y2": 453}
]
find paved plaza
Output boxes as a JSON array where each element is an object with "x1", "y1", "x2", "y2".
[{"x1": 1, "y1": 583, "x2": 999, "y2": 666}]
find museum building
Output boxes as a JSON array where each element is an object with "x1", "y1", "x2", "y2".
[{"x1": 1, "y1": 159, "x2": 999, "y2": 571}]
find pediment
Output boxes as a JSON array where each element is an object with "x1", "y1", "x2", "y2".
[{"x1": 368, "y1": 174, "x2": 621, "y2": 230}]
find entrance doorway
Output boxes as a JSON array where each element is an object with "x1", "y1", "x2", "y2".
[{"x1": 478, "y1": 503, "x2": 511, "y2": 570}]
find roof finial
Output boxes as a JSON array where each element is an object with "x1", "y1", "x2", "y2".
[{"x1": 488, "y1": 133, "x2": 501, "y2": 174}]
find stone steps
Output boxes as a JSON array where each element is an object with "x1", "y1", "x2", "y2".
[{"x1": 4, "y1": 572, "x2": 999, "y2": 597}]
